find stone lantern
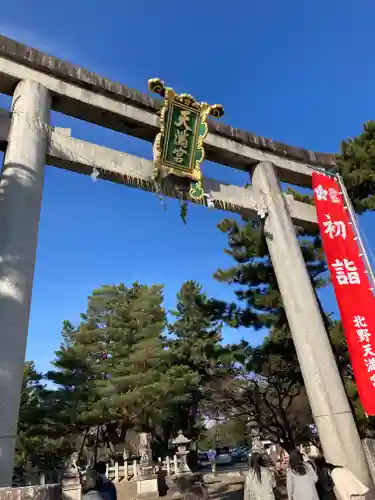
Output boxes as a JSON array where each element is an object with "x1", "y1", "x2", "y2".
[{"x1": 172, "y1": 430, "x2": 191, "y2": 473}]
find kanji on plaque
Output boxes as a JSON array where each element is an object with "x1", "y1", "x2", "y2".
[
  {"x1": 148, "y1": 78, "x2": 224, "y2": 202},
  {"x1": 313, "y1": 172, "x2": 375, "y2": 415},
  {"x1": 164, "y1": 103, "x2": 200, "y2": 171}
]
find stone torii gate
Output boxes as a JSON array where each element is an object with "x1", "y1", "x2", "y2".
[{"x1": 0, "y1": 36, "x2": 371, "y2": 488}]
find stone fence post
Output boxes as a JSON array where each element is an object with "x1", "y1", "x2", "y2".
[{"x1": 62, "y1": 473, "x2": 81, "y2": 500}]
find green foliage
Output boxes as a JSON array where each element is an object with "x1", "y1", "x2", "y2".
[
  {"x1": 15, "y1": 362, "x2": 46, "y2": 467},
  {"x1": 208, "y1": 217, "x2": 331, "y2": 446},
  {"x1": 337, "y1": 121, "x2": 375, "y2": 213},
  {"x1": 15, "y1": 362, "x2": 76, "y2": 469},
  {"x1": 46, "y1": 282, "x2": 209, "y2": 456},
  {"x1": 47, "y1": 283, "x2": 183, "y2": 439},
  {"x1": 180, "y1": 201, "x2": 188, "y2": 224},
  {"x1": 208, "y1": 330, "x2": 314, "y2": 450},
  {"x1": 287, "y1": 120, "x2": 375, "y2": 214},
  {"x1": 213, "y1": 219, "x2": 326, "y2": 330},
  {"x1": 198, "y1": 418, "x2": 249, "y2": 449},
  {"x1": 21, "y1": 120, "x2": 375, "y2": 463},
  {"x1": 211, "y1": 134, "x2": 375, "y2": 439},
  {"x1": 285, "y1": 188, "x2": 315, "y2": 205},
  {"x1": 166, "y1": 280, "x2": 235, "y2": 443},
  {"x1": 18, "y1": 362, "x2": 45, "y2": 430}
]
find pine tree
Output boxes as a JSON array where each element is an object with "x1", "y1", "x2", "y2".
[
  {"x1": 337, "y1": 120, "x2": 375, "y2": 213},
  {"x1": 167, "y1": 280, "x2": 235, "y2": 443},
  {"x1": 213, "y1": 219, "x2": 326, "y2": 330},
  {"x1": 47, "y1": 283, "x2": 181, "y2": 447},
  {"x1": 15, "y1": 362, "x2": 76, "y2": 469},
  {"x1": 15, "y1": 362, "x2": 47, "y2": 467},
  {"x1": 206, "y1": 219, "x2": 329, "y2": 444},
  {"x1": 212, "y1": 140, "x2": 375, "y2": 437},
  {"x1": 198, "y1": 418, "x2": 249, "y2": 450},
  {"x1": 330, "y1": 121, "x2": 375, "y2": 433},
  {"x1": 46, "y1": 319, "x2": 97, "y2": 429}
]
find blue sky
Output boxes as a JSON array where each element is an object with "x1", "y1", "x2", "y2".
[{"x1": 1, "y1": 0, "x2": 375, "y2": 373}]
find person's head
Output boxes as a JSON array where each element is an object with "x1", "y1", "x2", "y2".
[
  {"x1": 249, "y1": 453, "x2": 266, "y2": 482},
  {"x1": 94, "y1": 462, "x2": 106, "y2": 475},
  {"x1": 289, "y1": 449, "x2": 307, "y2": 475},
  {"x1": 83, "y1": 468, "x2": 100, "y2": 493}
]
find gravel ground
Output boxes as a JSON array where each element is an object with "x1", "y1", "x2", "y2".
[{"x1": 116, "y1": 474, "x2": 245, "y2": 500}]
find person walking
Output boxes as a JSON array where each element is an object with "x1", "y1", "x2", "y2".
[
  {"x1": 94, "y1": 462, "x2": 117, "y2": 500},
  {"x1": 315, "y1": 456, "x2": 340, "y2": 500},
  {"x1": 286, "y1": 449, "x2": 319, "y2": 500},
  {"x1": 244, "y1": 453, "x2": 276, "y2": 500},
  {"x1": 157, "y1": 463, "x2": 169, "y2": 497},
  {"x1": 82, "y1": 468, "x2": 111, "y2": 500},
  {"x1": 280, "y1": 448, "x2": 289, "y2": 475},
  {"x1": 207, "y1": 448, "x2": 217, "y2": 474}
]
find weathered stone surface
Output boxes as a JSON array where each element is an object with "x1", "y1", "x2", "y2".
[
  {"x1": 61, "y1": 473, "x2": 81, "y2": 500},
  {"x1": 252, "y1": 162, "x2": 372, "y2": 488},
  {"x1": 0, "y1": 35, "x2": 336, "y2": 168},
  {"x1": 45, "y1": 128, "x2": 317, "y2": 228},
  {"x1": 0, "y1": 485, "x2": 60, "y2": 500},
  {"x1": 0, "y1": 81, "x2": 51, "y2": 487},
  {"x1": 0, "y1": 36, "x2": 160, "y2": 112},
  {"x1": 136, "y1": 478, "x2": 158, "y2": 496},
  {"x1": 362, "y1": 439, "x2": 375, "y2": 487}
]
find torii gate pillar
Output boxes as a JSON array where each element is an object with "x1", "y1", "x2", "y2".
[
  {"x1": 0, "y1": 80, "x2": 50, "y2": 486},
  {"x1": 252, "y1": 161, "x2": 371, "y2": 487}
]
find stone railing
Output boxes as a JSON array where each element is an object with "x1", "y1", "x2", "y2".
[
  {"x1": 104, "y1": 456, "x2": 180, "y2": 483},
  {"x1": 0, "y1": 484, "x2": 60, "y2": 500},
  {"x1": 16, "y1": 454, "x2": 181, "y2": 486}
]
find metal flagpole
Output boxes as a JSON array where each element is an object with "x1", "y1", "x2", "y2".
[{"x1": 336, "y1": 173, "x2": 375, "y2": 292}]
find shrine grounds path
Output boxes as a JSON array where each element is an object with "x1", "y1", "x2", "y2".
[
  {"x1": 115, "y1": 470, "x2": 287, "y2": 500},
  {"x1": 116, "y1": 473, "x2": 245, "y2": 500},
  {"x1": 206, "y1": 475, "x2": 244, "y2": 500}
]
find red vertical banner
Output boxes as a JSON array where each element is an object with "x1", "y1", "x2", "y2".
[{"x1": 312, "y1": 171, "x2": 375, "y2": 415}]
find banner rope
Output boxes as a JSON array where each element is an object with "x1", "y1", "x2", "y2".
[{"x1": 336, "y1": 173, "x2": 375, "y2": 293}]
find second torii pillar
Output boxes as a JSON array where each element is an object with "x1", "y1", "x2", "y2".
[{"x1": 252, "y1": 161, "x2": 371, "y2": 487}]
